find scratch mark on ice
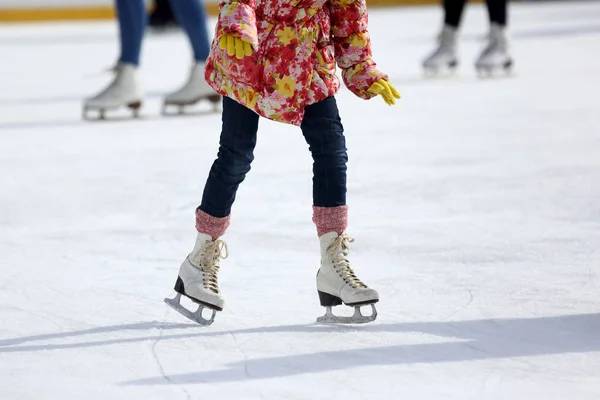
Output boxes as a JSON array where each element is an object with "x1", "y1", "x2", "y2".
[
  {"x1": 150, "y1": 310, "x2": 191, "y2": 400},
  {"x1": 229, "y1": 332, "x2": 250, "y2": 379},
  {"x1": 444, "y1": 289, "x2": 474, "y2": 321}
]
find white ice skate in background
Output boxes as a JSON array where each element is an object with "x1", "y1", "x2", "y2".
[
  {"x1": 475, "y1": 23, "x2": 514, "y2": 77},
  {"x1": 423, "y1": 25, "x2": 459, "y2": 77},
  {"x1": 82, "y1": 62, "x2": 142, "y2": 120},
  {"x1": 162, "y1": 62, "x2": 221, "y2": 115}
]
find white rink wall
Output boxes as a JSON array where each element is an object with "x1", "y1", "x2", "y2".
[
  {"x1": 0, "y1": 0, "x2": 219, "y2": 7},
  {"x1": 0, "y1": 0, "x2": 147, "y2": 7},
  {"x1": 0, "y1": 0, "x2": 437, "y2": 21},
  {"x1": 0, "y1": 0, "x2": 220, "y2": 9},
  {"x1": 0, "y1": 0, "x2": 221, "y2": 21}
]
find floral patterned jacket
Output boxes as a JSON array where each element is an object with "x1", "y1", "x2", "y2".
[{"x1": 204, "y1": 0, "x2": 387, "y2": 126}]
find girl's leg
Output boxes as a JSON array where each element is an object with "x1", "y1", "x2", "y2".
[
  {"x1": 169, "y1": 97, "x2": 258, "y2": 321},
  {"x1": 115, "y1": 0, "x2": 147, "y2": 66},
  {"x1": 444, "y1": 0, "x2": 468, "y2": 29},
  {"x1": 300, "y1": 97, "x2": 349, "y2": 236},
  {"x1": 197, "y1": 97, "x2": 259, "y2": 237},
  {"x1": 302, "y1": 97, "x2": 379, "y2": 321},
  {"x1": 485, "y1": 0, "x2": 508, "y2": 26},
  {"x1": 168, "y1": 0, "x2": 211, "y2": 62}
]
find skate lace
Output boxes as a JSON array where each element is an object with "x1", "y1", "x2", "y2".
[
  {"x1": 327, "y1": 233, "x2": 367, "y2": 289},
  {"x1": 198, "y1": 239, "x2": 228, "y2": 294}
]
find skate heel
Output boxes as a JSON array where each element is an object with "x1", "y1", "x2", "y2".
[
  {"x1": 127, "y1": 101, "x2": 142, "y2": 118},
  {"x1": 174, "y1": 276, "x2": 186, "y2": 295},
  {"x1": 172, "y1": 275, "x2": 223, "y2": 312},
  {"x1": 318, "y1": 290, "x2": 343, "y2": 307},
  {"x1": 162, "y1": 94, "x2": 221, "y2": 115},
  {"x1": 207, "y1": 94, "x2": 221, "y2": 104}
]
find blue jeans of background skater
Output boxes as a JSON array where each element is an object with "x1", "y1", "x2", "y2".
[{"x1": 115, "y1": 0, "x2": 211, "y2": 66}]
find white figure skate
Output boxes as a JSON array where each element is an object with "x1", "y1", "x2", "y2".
[
  {"x1": 83, "y1": 63, "x2": 142, "y2": 120},
  {"x1": 162, "y1": 62, "x2": 221, "y2": 115},
  {"x1": 316, "y1": 232, "x2": 379, "y2": 324},
  {"x1": 475, "y1": 23, "x2": 513, "y2": 77},
  {"x1": 423, "y1": 25, "x2": 459, "y2": 77},
  {"x1": 165, "y1": 233, "x2": 228, "y2": 325}
]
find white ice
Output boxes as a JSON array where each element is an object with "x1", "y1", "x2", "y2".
[{"x1": 1, "y1": 1, "x2": 600, "y2": 399}]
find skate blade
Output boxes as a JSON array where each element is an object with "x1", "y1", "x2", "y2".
[
  {"x1": 423, "y1": 62, "x2": 457, "y2": 79},
  {"x1": 82, "y1": 101, "x2": 142, "y2": 120},
  {"x1": 164, "y1": 293, "x2": 216, "y2": 326},
  {"x1": 476, "y1": 61, "x2": 513, "y2": 79},
  {"x1": 317, "y1": 304, "x2": 377, "y2": 324},
  {"x1": 162, "y1": 94, "x2": 221, "y2": 116}
]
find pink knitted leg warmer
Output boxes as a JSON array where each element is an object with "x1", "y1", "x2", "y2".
[
  {"x1": 312, "y1": 205, "x2": 348, "y2": 237},
  {"x1": 195, "y1": 209, "x2": 231, "y2": 240}
]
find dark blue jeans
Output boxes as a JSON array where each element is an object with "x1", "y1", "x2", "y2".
[{"x1": 200, "y1": 96, "x2": 348, "y2": 218}]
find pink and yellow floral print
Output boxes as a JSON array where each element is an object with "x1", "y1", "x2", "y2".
[{"x1": 205, "y1": 0, "x2": 387, "y2": 126}]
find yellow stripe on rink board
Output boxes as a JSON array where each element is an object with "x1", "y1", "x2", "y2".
[
  {"x1": 0, "y1": 7, "x2": 116, "y2": 22},
  {"x1": 0, "y1": 4, "x2": 219, "y2": 22}
]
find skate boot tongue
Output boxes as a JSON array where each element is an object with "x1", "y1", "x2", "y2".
[{"x1": 327, "y1": 234, "x2": 367, "y2": 289}]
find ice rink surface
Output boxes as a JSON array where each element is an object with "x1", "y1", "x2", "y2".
[{"x1": 1, "y1": 1, "x2": 600, "y2": 399}]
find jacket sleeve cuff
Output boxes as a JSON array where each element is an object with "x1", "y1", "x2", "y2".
[
  {"x1": 342, "y1": 59, "x2": 388, "y2": 100},
  {"x1": 217, "y1": 1, "x2": 258, "y2": 49}
]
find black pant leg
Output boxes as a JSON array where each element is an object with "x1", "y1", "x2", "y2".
[
  {"x1": 444, "y1": 0, "x2": 468, "y2": 28},
  {"x1": 485, "y1": 0, "x2": 508, "y2": 26}
]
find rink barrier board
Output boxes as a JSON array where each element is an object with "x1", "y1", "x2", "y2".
[{"x1": 0, "y1": 0, "x2": 468, "y2": 22}]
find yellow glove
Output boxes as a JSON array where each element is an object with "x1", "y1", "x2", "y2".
[
  {"x1": 367, "y1": 79, "x2": 401, "y2": 106},
  {"x1": 219, "y1": 34, "x2": 253, "y2": 60}
]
